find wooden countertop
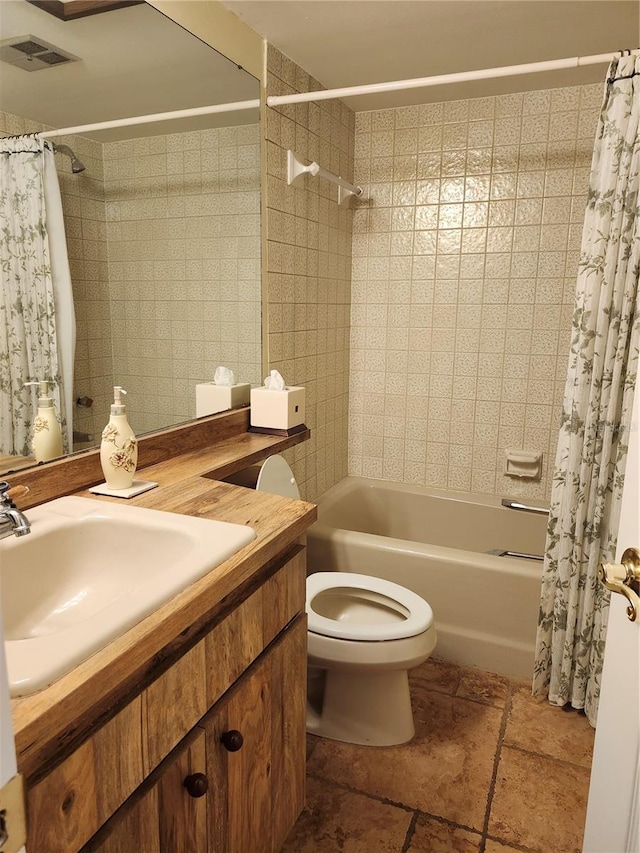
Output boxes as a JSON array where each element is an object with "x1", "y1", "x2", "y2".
[{"x1": 10, "y1": 425, "x2": 316, "y2": 782}]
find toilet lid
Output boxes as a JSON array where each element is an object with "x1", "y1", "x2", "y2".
[
  {"x1": 256, "y1": 455, "x2": 300, "y2": 499},
  {"x1": 306, "y1": 572, "x2": 433, "y2": 641}
]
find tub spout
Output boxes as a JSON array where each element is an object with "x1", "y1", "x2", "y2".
[{"x1": 501, "y1": 498, "x2": 549, "y2": 515}]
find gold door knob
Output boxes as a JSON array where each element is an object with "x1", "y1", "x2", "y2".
[{"x1": 599, "y1": 547, "x2": 640, "y2": 622}]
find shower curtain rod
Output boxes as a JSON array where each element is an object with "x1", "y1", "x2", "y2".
[
  {"x1": 34, "y1": 50, "x2": 632, "y2": 138},
  {"x1": 37, "y1": 98, "x2": 261, "y2": 140},
  {"x1": 266, "y1": 50, "x2": 625, "y2": 106}
]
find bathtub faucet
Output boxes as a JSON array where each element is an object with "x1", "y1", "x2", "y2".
[{"x1": 0, "y1": 482, "x2": 31, "y2": 539}]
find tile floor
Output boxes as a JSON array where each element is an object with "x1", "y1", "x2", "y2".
[{"x1": 283, "y1": 658, "x2": 595, "y2": 853}]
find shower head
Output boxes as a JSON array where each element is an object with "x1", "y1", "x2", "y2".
[{"x1": 52, "y1": 143, "x2": 86, "y2": 174}]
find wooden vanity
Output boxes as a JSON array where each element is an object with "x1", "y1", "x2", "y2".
[{"x1": 7, "y1": 409, "x2": 316, "y2": 852}]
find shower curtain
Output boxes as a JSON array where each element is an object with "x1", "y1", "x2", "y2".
[
  {"x1": 533, "y1": 53, "x2": 640, "y2": 726},
  {"x1": 0, "y1": 135, "x2": 75, "y2": 457}
]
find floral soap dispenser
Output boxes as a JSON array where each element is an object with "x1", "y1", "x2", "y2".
[
  {"x1": 100, "y1": 386, "x2": 138, "y2": 490},
  {"x1": 24, "y1": 380, "x2": 63, "y2": 463}
]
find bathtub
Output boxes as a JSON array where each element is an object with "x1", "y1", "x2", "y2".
[{"x1": 306, "y1": 477, "x2": 548, "y2": 679}]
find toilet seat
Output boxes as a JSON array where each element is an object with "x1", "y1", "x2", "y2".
[{"x1": 306, "y1": 572, "x2": 433, "y2": 642}]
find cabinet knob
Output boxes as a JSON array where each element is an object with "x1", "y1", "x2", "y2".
[
  {"x1": 183, "y1": 772, "x2": 209, "y2": 798},
  {"x1": 220, "y1": 729, "x2": 244, "y2": 752}
]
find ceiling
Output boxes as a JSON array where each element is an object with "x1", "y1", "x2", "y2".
[
  {"x1": 0, "y1": 1, "x2": 259, "y2": 140},
  {"x1": 222, "y1": 0, "x2": 639, "y2": 110},
  {"x1": 0, "y1": 1, "x2": 637, "y2": 138}
]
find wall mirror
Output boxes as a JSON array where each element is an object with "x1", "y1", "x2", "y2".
[{"x1": 0, "y1": 0, "x2": 262, "y2": 475}]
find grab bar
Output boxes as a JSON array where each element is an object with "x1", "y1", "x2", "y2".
[
  {"x1": 488, "y1": 548, "x2": 544, "y2": 562},
  {"x1": 501, "y1": 498, "x2": 549, "y2": 515}
]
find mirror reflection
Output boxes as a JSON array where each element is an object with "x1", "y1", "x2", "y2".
[{"x1": 0, "y1": 0, "x2": 262, "y2": 475}]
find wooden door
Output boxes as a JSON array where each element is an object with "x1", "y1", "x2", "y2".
[
  {"x1": 204, "y1": 615, "x2": 307, "y2": 853},
  {"x1": 84, "y1": 615, "x2": 307, "y2": 853},
  {"x1": 83, "y1": 786, "x2": 160, "y2": 853},
  {"x1": 156, "y1": 728, "x2": 208, "y2": 853},
  {"x1": 83, "y1": 729, "x2": 208, "y2": 853}
]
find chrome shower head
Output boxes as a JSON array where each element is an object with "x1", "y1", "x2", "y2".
[{"x1": 52, "y1": 143, "x2": 86, "y2": 174}]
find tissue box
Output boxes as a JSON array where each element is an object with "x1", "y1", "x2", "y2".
[
  {"x1": 196, "y1": 382, "x2": 251, "y2": 417},
  {"x1": 250, "y1": 385, "x2": 305, "y2": 430}
]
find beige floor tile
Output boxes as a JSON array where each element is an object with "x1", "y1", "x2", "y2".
[
  {"x1": 488, "y1": 746, "x2": 590, "y2": 853},
  {"x1": 407, "y1": 815, "x2": 482, "y2": 852},
  {"x1": 282, "y1": 776, "x2": 412, "y2": 852},
  {"x1": 504, "y1": 685, "x2": 595, "y2": 767},
  {"x1": 485, "y1": 840, "x2": 534, "y2": 852},
  {"x1": 410, "y1": 657, "x2": 462, "y2": 695},
  {"x1": 308, "y1": 690, "x2": 502, "y2": 830},
  {"x1": 456, "y1": 668, "x2": 509, "y2": 708}
]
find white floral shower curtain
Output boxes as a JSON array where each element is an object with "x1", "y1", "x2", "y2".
[
  {"x1": 0, "y1": 135, "x2": 74, "y2": 457},
  {"x1": 533, "y1": 53, "x2": 640, "y2": 726}
]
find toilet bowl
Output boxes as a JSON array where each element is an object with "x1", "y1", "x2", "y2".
[{"x1": 254, "y1": 455, "x2": 437, "y2": 746}]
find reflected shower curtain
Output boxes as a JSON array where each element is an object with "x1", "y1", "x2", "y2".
[
  {"x1": 43, "y1": 143, "x2": 75, "y2": 455},
  {"x1": 533, "y1": 54, "x2": 640, "y2": 726},
  {"x1": 0, "y1": 135, "x2": 75, "y2": 457}
]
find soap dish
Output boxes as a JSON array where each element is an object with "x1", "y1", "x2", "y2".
[{"x1": 89, "y1": 479, "x2": 159, "y2": 499}]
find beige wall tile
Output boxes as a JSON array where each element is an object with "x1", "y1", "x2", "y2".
[
  {"x1": 349, "y1": 83, "x2": 601, "y2": 499},
  {"x1": 102, "y1": 124, "x2": 261, "y2": 433},
  {"x1": 265, "y1": 48, "x2": 354, "y2": 501}
]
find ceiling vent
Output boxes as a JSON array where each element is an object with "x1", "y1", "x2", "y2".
[{"x1": 0, "y1": 36, "x2": 79, "y2": 71}]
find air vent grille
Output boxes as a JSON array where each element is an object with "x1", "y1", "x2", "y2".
[
  {"x1": 38, "y1": 52, "x2": 70, "y2": 66},
  {"x1": 0, "y1": 35, "x2": 79, "y2": 71},
  {"x1": 11, "y1": 39, "x2": 48, "y2": 56}
]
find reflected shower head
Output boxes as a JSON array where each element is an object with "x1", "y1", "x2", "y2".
[{"x1": 52, "y1": 143, "x2": 86, "y2": 173}]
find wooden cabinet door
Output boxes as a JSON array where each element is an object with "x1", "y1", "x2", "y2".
[
  {"x1": 84, "y1": 615, "x2": 306, "y2": 853},
  {"x1": 82, "y1": 787, "x2": 160, "y2": 853},
  {"x1": 156, "y1": 728, "x2": 208, "y2": 852},
  {"x1": 204, "y1": 615, "x2": 306, "y2": 853},
  {"x1": 83, "y1": 729, "x2": 208, "y2": 853}
]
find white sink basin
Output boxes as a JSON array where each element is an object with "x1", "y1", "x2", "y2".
[{"x1": 1, "y1": 496, "x2": 255, "y2": 697}]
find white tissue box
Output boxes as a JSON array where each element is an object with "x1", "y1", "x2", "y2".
[
  {"x1": 250, "y1": 385, "x2": 305, "y2": 430},
  {"x1": 196, "y1": 382, "x2": 251, "y2": 417}
]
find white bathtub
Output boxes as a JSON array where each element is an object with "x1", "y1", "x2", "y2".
[{"x1": 307, "y1": 477, "x2": 548, "y2": 679}]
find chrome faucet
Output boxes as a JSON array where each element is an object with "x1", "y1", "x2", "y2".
[{"x1": 0, "y1": 481, "x2": 31, "y2": 539}]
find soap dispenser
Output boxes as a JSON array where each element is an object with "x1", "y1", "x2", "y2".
[
  {"x1": 100, "y1": 386, "x2": 138, "y2": 490},
  {"x1": 24, "y1": 380, "x2": 63, "y2": 463}
]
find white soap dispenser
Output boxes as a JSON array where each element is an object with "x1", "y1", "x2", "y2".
[
  {"x1": 24, "y1": 380, "x2": 63, "y2": 463},
  {"x1": 100, "y1": 386, "x2": 138, "y2": 490}
]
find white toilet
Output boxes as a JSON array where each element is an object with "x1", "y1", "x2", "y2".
[{"x1": 255, "y1": 455, "x2": 437, "y2": 746}]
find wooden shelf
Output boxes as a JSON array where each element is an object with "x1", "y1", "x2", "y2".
[{"x1": 6, "y1": 409, "x2": 309, "y2": 510}]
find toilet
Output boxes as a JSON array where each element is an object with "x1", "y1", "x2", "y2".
[{"x1": 255, "y1": 455, "x2": 437, "y2": 746}]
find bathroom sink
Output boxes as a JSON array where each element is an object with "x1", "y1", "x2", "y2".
[{"x1": 1, "y1": 496, "x2": 255, "y2": 697}]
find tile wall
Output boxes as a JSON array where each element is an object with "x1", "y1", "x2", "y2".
[
  {"x1": 349, "y1": 83, "x2": 602, "y2": 500},
  {"x1": 4, "y1": 75, "x2": 603, "y2": 505},
  {"x1": 102, "y1": 124, "x2": 261, "y2": 434},
  {"x1": 264, "y1": 45, "x2": 355, "y2": 501}
]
